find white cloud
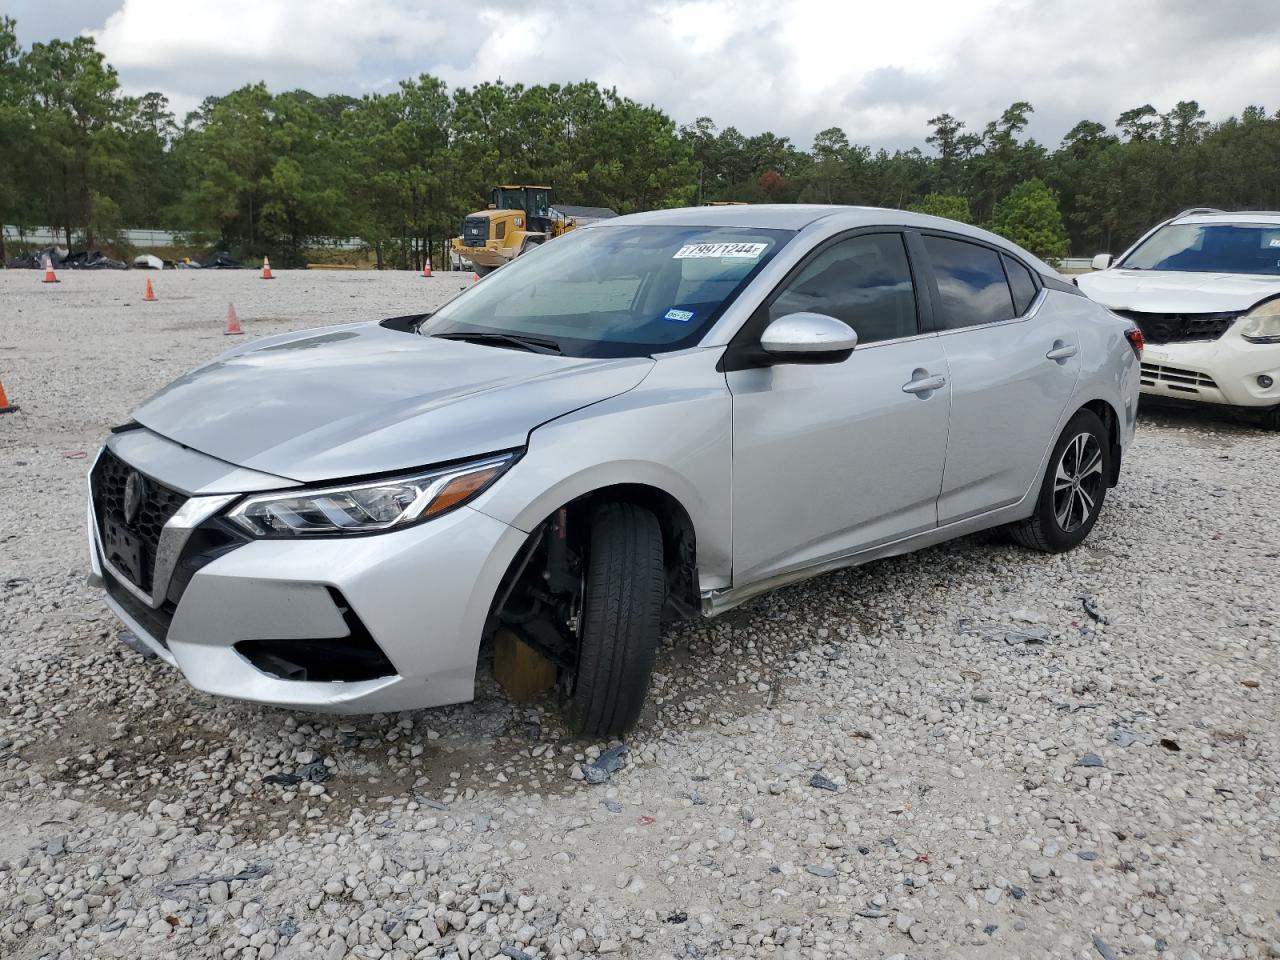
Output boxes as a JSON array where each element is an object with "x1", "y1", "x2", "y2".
[
  {"x1": 95, "y1": 0, "x2": 448, "y2": 68},
  {"x1": 74, "y1": 0, "x2": 1280, "y2": 147}
]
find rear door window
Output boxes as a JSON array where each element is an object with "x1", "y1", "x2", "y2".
[{"x1": 923, "y1": 235, "x2": 1016, "y2": 330}]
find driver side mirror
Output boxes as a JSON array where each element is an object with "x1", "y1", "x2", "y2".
[
  {"x1": 1091, "y1": 253, "x2": 1112, "y2": 270},
  {"x1": 760, "y1": 312, "x2": 858, "y2": 364}
]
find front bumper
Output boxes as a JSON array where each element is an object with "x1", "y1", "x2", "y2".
[
  {"x1": 1140, "y1": 331, "x2": 1280, "y2": 408},
  {"x1": 89, "y1": 438, "x2": 527, "y2": 714}
]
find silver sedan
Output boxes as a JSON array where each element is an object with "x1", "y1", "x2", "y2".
[{"x1": 87, "y1": 205, "x2": 1141, "y2": 735}]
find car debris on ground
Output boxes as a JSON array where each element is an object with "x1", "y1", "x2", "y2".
[
  {"x1": 581, "y1": 744, "x2": 628, "y2": 785},
  {"x1": 6, "y1": 246, "x2": 127, "y2": 269},
  {"x1": 7, "y1": 247, "x2": 244, "y2": 270}
]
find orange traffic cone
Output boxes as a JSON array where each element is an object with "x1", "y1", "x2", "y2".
[
  {"x1": 421, "y1": 260, "x2": 432, "y2": 278},
  {"x1": 42, "y1": 256, "x2": 60, "y2": 284},
  {"x1": 225, "y1": 303, "x2": 243, "y2": 335},
  {"x1": 261, "y1": 257, "x2": 274, "y2": 280},
  {"x1": 0, "y1": 379, "x2": 17, "y2": 414},
  {"x1": 143, "y1": 278, "x2": 157, "y2": 302}
]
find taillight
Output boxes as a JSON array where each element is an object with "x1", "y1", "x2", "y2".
[{"x1": 1125, "y1": 327, "x2": 1144, "y2": 359}]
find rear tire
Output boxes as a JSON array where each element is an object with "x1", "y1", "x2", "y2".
[
  {"x1": 1009, "y1": 409, "x2": 1111, "y2": 553},
  {"x1": 471, "y1": 263, "x2": 495, "y2": 277},
  {"x1": 567, "y1": 503, "x2": 665, "y2": 737}
]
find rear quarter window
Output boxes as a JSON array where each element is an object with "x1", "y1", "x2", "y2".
[{"x1": 1002, "y1": 255, "x2": 1039, "y2": 315}]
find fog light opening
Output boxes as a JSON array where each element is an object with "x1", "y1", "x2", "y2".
[
  {"x1": 234, "y1": 588, "x2": 396, "y2": 682},
  {"x1": 1257, "y1": 374, "x2": 1274, "y2": 389}
]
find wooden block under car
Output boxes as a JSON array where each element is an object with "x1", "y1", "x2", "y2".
[{"x1": 493, "y1": 629, "x2": 557, "y2": 701}]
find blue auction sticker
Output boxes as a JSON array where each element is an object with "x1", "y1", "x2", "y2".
[{"x1": 664, "y1": 308, "x2": 695, "y2": 322}]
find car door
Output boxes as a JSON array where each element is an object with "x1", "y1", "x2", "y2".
[
  {"x1": 725, "y1": 231, "x2": 952, "y2": 584},
  {"x1": 917, "y1": 233, "x2": 1082, "y2": 523}
]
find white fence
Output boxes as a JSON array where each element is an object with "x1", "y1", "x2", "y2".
[
  {"x1": 1059, "y1": 257, "x2": 1095, "y2": 271},
  {"x1": 3, "y1": 225, "x2": 367, "y2": 251}
]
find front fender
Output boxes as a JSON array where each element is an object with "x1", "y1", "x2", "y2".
[{"x1": 468, "y1": 349, "x2": 734, "y2": 589}]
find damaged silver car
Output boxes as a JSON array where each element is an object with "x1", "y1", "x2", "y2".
[{"x1": 88, "y1": 205, "x2": 1140, "y2": 735}]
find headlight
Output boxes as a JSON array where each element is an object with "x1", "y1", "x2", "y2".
[
  {"x1": 1240, "y1": 298, "x2": 1280, "y2": 344},
  {"x1": 226, "y1": 452, "x2": 517, "y2": 537}
]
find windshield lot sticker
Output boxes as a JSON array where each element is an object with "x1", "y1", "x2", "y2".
[
  {"x1": 664, "y1": 308, "x2": 695, "y2": 322},
  {"x1": 673, "y1": 241, "x2": 767, "y2": 259}
]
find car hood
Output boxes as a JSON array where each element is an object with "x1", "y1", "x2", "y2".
[
  {"x1": 132, "y1": 322, "x2": 654, "y2": 483},
  {"x1": 1077, "y1": 269, "x2": 1280, "y2": 314}
]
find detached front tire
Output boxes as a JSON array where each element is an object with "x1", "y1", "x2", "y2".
[
  {"x1": 1010, "y1": 408, "x2": 1111, "y2": 553},
  {"x1": 568, "y1": 503, "x2": 665, "y2": 737}
]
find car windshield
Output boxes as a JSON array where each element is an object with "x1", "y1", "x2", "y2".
[
  {"x1": 423, "y1": 224, "x2": 793, "y2": 357},
  {"x1": 1120, "y1": 222, "x2": 1280, "y2": 275}
]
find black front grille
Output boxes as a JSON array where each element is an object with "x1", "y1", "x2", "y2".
[
  {"x1": 105, "y1": 570, "x2": 176, "y2": 646},
  {"x1": 461, "y1": 216, "x2": 489, "y2": 247},
  {"x1": 103, "y1": 520, "x2": 250, "y2": 649},
  {"x1": 91, "y1": 449, "x2": 187, "y2": 594},
  {"x1": 1113, "y1": 309, "x2": 1240, "y2": 344}
]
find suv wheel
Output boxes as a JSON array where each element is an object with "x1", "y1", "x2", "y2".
[
  {"x1": 1009, "y1": 409, "x2": 1111, "y2": 553},
  {"x1": 567, "y1": 503, "x2": 665, "y2": 737},
  {"x1": 1260, "y1": 405, "x2": 1280, "y2": 431}
]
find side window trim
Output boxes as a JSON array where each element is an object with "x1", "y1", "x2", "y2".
[
  {"x1": 1000, "y1": 253, "x2": 1041, "y2": 319},
  {"x1": 917, "y1": 228, "x2": 1042, "y2": 283},
  {"x1": 918, "y1": 227, "x2": 1079, "y2": 313},
  {"x1": 916, "y1": 229, "x2": 1045, "y2": 333},
  {"x1": 722, "y1": 227, "x2": 927, "y2": 371}
]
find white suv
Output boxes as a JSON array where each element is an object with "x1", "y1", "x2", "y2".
[{"x1": 1077, "y1": 209, "x2": 1280, "y2": 428}]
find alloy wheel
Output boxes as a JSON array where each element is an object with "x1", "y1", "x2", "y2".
[{"x1": 1053, "y1": 432, "x2": 1104, "y2": 533}]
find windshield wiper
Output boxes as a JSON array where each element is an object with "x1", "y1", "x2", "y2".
[{"x1": 433, "y1": 332, "x2": 562, "y2": 355}]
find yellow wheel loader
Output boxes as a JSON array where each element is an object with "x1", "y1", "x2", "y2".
[{"x1": 451, "y1": 186, "x2": 575, "y2": 276}]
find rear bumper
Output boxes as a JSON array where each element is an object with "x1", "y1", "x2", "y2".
[
  {"x1": 1140, "y1": 334, "x2": 1280, "y2": 408},
  {"x1": 90, "y1": 492, "x2": 527, "y2": 714}
]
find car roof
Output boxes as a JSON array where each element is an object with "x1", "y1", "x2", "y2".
[
  {"x1": 609, "y1": 204, "x2": 851, "y2": 230},
  {"x1": 1174, "y1": 210, "x2": 1280, "y2": 226},
  {"x1": 600, "y1": 204, "x2": 1064, "y2": 278}
]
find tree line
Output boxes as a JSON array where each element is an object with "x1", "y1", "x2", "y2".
[{"x1": 3, "y1": 15, "x2": 1280, "y2": 268}]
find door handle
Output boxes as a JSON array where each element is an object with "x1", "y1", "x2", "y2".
[
  {"x1": 901, "y1": 372, "x2": 947, "y2": 395},
  {"x1": 1046, "y1": 341, "x2": 1078, "y2": 361}
]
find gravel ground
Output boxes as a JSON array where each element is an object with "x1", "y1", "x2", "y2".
[{"x1": 1, "y1": 269, "x2": 1278, "y2": 960}]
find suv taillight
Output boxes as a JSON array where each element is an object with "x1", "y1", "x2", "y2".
[{"x1": 1125, "y1": 327, "x2": 1144, "y2": 359}]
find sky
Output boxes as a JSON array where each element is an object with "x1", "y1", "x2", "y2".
[{"x1": 7, "y1": 0, "x2": 1278, "y2": 150}]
